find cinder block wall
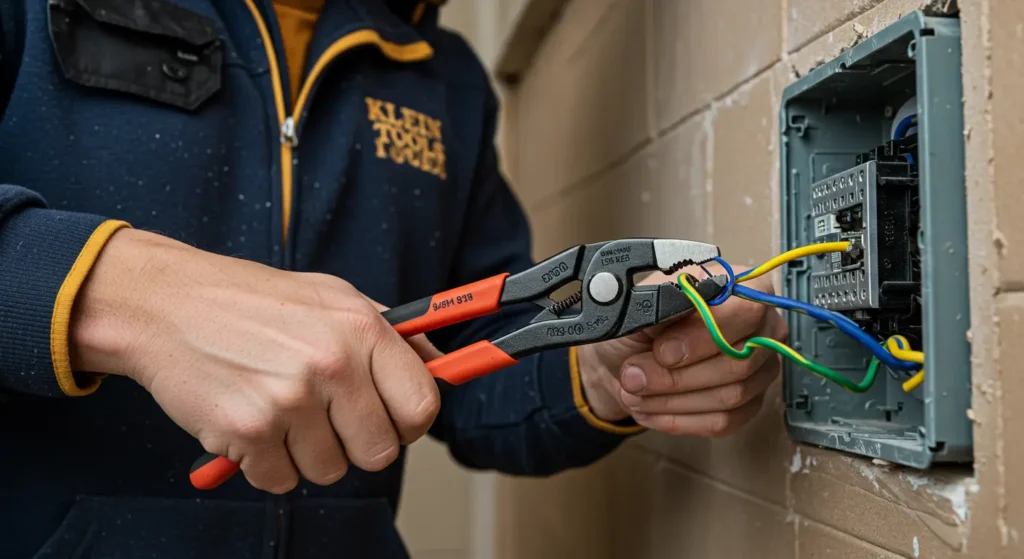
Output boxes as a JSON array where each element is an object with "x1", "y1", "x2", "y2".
[{"x1": 483, "y1": 0, "x2": 1022, "y2": 557}]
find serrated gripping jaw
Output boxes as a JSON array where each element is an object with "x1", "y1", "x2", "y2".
[{"x1": 652, "y1": 239, "x2": 721, "y2": 274}]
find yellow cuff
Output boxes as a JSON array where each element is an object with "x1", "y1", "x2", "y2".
[
  {"x1": 50, "y1": 219, "x2": 131, "y2": 396},
  {"x1": 569, "y1": 346, "x2": 646, "y2": 436}
]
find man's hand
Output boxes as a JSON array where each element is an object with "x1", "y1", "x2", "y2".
[
  {"x1": 70, "y1": 229, "x2": 441, "y2": 493},
  {"x1": 576, "y1": 266, "x2": 787, "y2": 437}
]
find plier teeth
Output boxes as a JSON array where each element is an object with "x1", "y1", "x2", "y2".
[{"x1": 652, "y1": 239, "x2": 721, "y2": 273}]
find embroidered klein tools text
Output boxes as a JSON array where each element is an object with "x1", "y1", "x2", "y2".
[{"x1": 366, "y1": 97, "x2": 446, "y2": 180}]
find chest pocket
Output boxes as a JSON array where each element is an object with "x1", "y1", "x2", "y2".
[{"x1": 47, "y1": 0, "x2": 224, "y2": 111}]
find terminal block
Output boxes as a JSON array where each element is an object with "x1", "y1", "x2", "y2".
[
  {"x1": 810, "y1": 158, "x2": 922, "y2": 344},
  {"x1": 778, "y1": 12, "x2": 970, "y2": 469}
]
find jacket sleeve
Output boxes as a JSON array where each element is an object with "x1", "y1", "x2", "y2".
[
  {"x1": 426, "y1": 85, "x2": 643, "y2": 476},
  {"x1": 0, "y1": 186, "x2": 130, "y2": 397},
  {"x1": 0, "y1": 10, "x2": 131, "y2": 398}
]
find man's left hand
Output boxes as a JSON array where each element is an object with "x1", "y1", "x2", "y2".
[{"x1": 575, "y1": 266, "x2": 788, "y2": 437}]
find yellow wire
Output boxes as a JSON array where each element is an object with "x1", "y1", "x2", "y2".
[
  {"x1": 737, "y1": 241, "x2": 852, "y2": 283},
  {"x1": 902, "y1": 372, "x2": 925, "y2": 392},
  {"x1": 886, "y1": 335, "x2": 924, "y2": 363},
  {"x1": 885, "y1": 335, "x2": 925, "y2": 392}
]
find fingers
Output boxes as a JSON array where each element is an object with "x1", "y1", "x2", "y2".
[
  {"x1": 621, "y1": 354, "x2": 780, "y2": 414},
  {"x1": 632, "y1": 394, "x2": 766, "y2": 437},
  {"x1": 284, "y1": 409, "x2": 349, "y2": 486},
  {"x1": 620, "y1": 342, "x2": 770, "y2": 397},
  {"x1": 368, "y1": 321, "x2": 442, "y2": 445},
  {"x1": 325, "y1": 353, "x2": 402, "y2": 472},
  {"x1": 239, "y1": 442, "x2": 300, "y2": 494},
  {"x1": 652, "y1": 297, "x2": 769, "y2": 369},
  {"x1": 207, "y1": 413, "x2": 299, "y2": 494},
  {"x1": 625, "y1": 309, "x2": 786, "y2": 397}
]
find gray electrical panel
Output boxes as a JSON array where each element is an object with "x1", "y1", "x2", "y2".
[{"x1": 778, "y1": 12, "x2": 971, "y2": 468}]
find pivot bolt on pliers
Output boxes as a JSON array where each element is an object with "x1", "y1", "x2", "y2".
[{"x1": 189, "y1": 238, "x2": 725, "y2": 490}]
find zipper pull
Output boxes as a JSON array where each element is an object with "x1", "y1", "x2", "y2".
[{"x1": 280, "y1": 116, "x2": 298, "y2": 147}]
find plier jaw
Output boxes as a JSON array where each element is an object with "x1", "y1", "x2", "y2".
[{"x1": 381, "y1": 238, "x2": 724, "y2": 386}]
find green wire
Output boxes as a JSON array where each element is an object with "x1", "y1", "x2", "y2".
[{"x1": 677, "y1": 275, "x2": 881, "y2": 393}]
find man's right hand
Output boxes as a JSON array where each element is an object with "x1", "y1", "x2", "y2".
[{"x1": 69, "y1": 229, "x2": 441, "y2": 494}]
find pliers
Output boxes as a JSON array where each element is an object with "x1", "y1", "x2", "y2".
[{"x1": 189, "y1": 238, "x2": 724, "y2": 490}]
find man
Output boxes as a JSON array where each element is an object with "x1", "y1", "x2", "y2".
[{"x1": 0, "y1": 0, "x2": 786, "y2": 556}]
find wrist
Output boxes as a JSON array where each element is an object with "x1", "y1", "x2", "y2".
[
  {"x1": 575, "y1": 344, "x2": 631, "y2": 423},
  {"x1": 69, "y1": 228, "x2": 183, "y2": 379}
]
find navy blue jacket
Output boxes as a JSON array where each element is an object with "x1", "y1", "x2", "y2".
[{"x1": 0, "y1": 0, "x2": 641, "y2": 557}]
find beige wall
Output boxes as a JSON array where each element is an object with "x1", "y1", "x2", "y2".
[{"x1": 429, "y1": 0, "x2": 1022, "y2": 558}]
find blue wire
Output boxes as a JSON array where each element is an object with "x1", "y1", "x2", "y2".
[
  {"x1": 731, "y1": 284, "x2": 920, "y2": 370},
  {"x1": 893, "y1": 114, "x2": 917, "y2": 139},
  {"x1": 894, "y1": 114, "x2": 917, "y2": 165},
  {"x1": 706, "y1": 257, "x2": 735, "y2": 306}
]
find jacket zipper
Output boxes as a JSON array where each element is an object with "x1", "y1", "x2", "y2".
[
  {"x1": 242, "y1": 0, "x2": 293, "y2": 257},
  {"x1": 281, "y1": 117, "x2": 298, "y2": 147}
]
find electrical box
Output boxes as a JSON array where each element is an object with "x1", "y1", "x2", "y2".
[{"x1": 778, "y1": 12, "x2": 970, "y2": 468}]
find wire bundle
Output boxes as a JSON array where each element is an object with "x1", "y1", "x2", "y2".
[{"x1": 679, "y1": 242, "x2": 925, "y2": 393}]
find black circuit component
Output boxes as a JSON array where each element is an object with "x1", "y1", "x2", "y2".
[{"x1": 847, "y1": 137, "x2": 922, "y2": 344}]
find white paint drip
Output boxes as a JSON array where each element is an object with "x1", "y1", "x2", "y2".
[
  {"x1": 850, "y1": 459, "x2": 881, "y2": 491},
  {"x1": 903, "y1": 472, "x2": 929, "y2": 491},
  {"x1": 899, "y1": 472, "x2": 976, "y2": 523},
  {"x1": 939, "y1": 483, "x2": 971, "y2": 523},
  {"x1": 790, "y1": 447, "x2": 803, "y2": 474}
]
